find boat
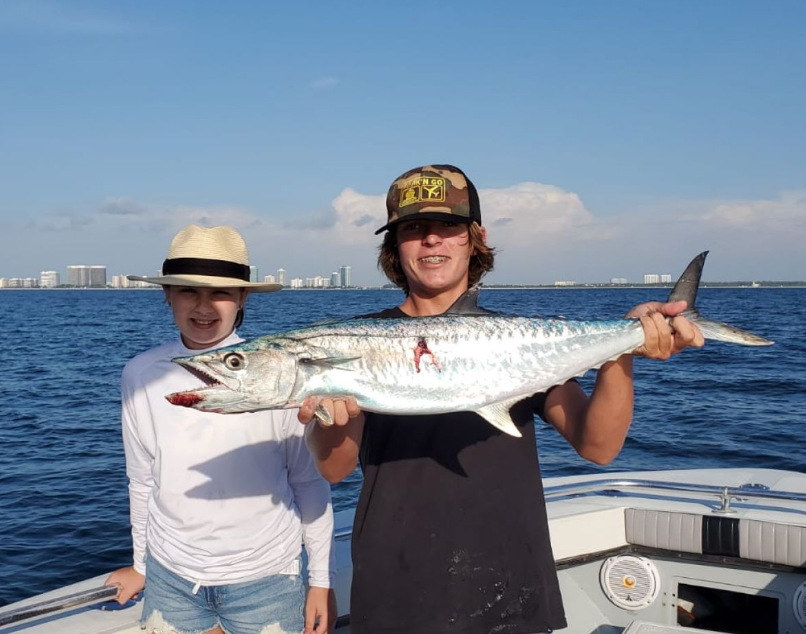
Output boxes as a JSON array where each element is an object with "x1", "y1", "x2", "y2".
[{"x1": 2, "y1": 467, "x2": 805, "y2": 633}]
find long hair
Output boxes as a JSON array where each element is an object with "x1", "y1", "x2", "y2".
[{"x1": 377, "y1": 222, "x2": 495, "y2": 296}]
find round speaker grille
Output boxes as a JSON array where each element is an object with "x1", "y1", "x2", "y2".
[
  {"x1": 599, "y1": 555, "x2": 660, "y2": 610},
  {"x1": 794, "y1": 580, "x2": 806, "y2": 629}
]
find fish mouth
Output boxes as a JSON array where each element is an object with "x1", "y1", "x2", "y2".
[
  {"x1": 174, "y1": 359, "x2": 241, "y2": 391},
  {"x1": 165, "y1": 380, "x2": 243, "y2": 410},
  {"x1": 165, "y1": 359, "x2": 245, "y2": 409},
  {"x1": 166, "y1": 390, "x2": 208, "y2": 408}
]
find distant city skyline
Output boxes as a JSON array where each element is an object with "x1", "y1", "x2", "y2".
[
  {"x1": 0, "y1": 263, "x2": 357, "y2": 289},
  {"x1": 2, "y1": 260, "x2": 799, "y2": 290}
]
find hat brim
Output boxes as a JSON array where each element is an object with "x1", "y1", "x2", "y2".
[
  {"x1": 126, "y1": 274, "x2": 281, "y2": 293},
  {"x1": 374, "y1": 212, "x2": 474, "y2": 235}
]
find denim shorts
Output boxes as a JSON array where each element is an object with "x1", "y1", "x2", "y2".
[{"x1": 141, "y1": 553, "x2": 304, "y2": 634}]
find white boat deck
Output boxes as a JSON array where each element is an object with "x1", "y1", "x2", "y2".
[{"x1": 3, "y1": 468, "x2": 805, "y2": 634}]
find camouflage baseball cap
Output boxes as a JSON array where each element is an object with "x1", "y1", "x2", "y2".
[{"x1": 375, "y1": 164, "x2": 482, "y2": 234}]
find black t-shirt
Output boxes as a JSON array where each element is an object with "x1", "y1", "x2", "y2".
[{"x1": 349, "y1": 307, "x2": 567, "y2": 634}]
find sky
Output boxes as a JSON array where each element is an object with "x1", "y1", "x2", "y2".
[{"x1": 1, "y1": 0, "x2": 805, "y2": 286}]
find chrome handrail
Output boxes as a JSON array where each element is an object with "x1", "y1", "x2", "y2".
[
  {"x1": 0, "y1": 585, "x2": 119, "y2": 629},
  {"x1": 542, "y1": 478, "x2": 806, "y2": 505}
]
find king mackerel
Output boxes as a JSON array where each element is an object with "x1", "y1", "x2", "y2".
[{"x1": 165, "y1": 251, "x2": 772, "y2": 435}]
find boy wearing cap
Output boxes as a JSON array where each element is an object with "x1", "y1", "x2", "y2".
[
  {"x1": 107, "y1": 225, "x2": 336, "y2": 634},
  {"x1": 300, "y1": 166, "x2": 703, "y2": 634}
]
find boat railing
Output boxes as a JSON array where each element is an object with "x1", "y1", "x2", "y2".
[
  {"x1": 0, "y1": 585, "x2": 120, "y2": 630},
  {"x1": 542, "y1": 478, "x2": 806, "y2": 514},
  {"x1": 332, "y1": 478, "x2": 806, "y2": 541}
]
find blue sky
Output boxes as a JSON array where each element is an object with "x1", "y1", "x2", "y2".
[{"x1": 2, "y1": 0, "x2": 805, "y2": 285}]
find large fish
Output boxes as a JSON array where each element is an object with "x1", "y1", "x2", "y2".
[{"x1": 166, "y1": 252, "x2": 772, "y2": 437}]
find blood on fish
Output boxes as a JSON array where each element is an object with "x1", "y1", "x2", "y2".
[
  {"x1": 413, "y1": 338, "x2": 440, "y2": 373},
  {"x1": 167, "y1": 392, "x2": 204, "y2": 408}
]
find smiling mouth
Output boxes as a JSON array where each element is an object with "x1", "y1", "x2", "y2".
[{"x1": 419, "y1": 256, "x2": 448, "y2": 263}]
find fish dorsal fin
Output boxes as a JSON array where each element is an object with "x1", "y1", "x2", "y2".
[
  {"x1": 474, "y1": 398, "x2": 524, "y2": 437},
  {"x1": 445, "y1": 286, "x2": 493, "y2": 315},
  {"x1": 668, "y1": 251, "x2": 708, "y2": 309}
]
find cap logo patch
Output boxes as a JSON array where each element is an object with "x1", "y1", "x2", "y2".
[{"x1": 399, "y1": 177, "x2": 446, "y2": 208}]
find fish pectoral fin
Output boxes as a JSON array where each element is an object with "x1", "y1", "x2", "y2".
[
  {"x1": 474, "y1": 399, "x2": 523, "y2": 438},
  {"x1": 313, "y1": 405, "x2": 334, "y2": 426},
  {"x1": 300, "y1": 356, "x2": 362, "y2": 369}
]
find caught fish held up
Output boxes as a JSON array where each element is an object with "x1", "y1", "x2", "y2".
[{"x1": 166, "y1": 252, "x2": 772, "y2": 437}]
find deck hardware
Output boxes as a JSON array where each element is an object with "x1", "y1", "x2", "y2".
[{"x1": 712, "y1": 487, "x2": 739, "y2": 515}]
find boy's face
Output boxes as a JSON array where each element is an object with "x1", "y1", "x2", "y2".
[
  {"x1": 395, "y1": 219, "x2": 475, "y2": 300},
  {"x1": 164, "y1": 286, "x2": 247, "y2": 349}
]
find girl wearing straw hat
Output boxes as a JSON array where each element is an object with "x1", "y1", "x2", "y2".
[{"x1": 106, "y1": 225, "x2": 336, "y2": 634}]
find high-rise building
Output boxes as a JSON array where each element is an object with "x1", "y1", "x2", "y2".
[
  {"x1": 9, "y1": 278, "x2": 37, "y2": 288},
  {"x1": 660, "y1": 274, "x2": 672, "y2": 283},
  {"x1": 111, "y1": 275, "x2": 130, "y2": 288},
  {"x1": 67, "y1": 265, "x2": 107, "y2": 287},
  {"x1": 40, "y1": 271, "x2": 60, "y2": 288},
  {"x1": 250, "y1": 266, "x2": 259, "y2": 282},
  {"x1": 263, "y1": 274, "x2": 276, "y2": 284},
  {"x1": 277, "y1": 268, "x2": 287, "y2": 286},
  {"x1": 90, "y1": 266, "x2": 107, "y2": 287},
  {"x1": 67, "y1": 265, "x2": 88, "y2": 286},
  {"x1": 339, "y1": 265, "x2": 351, "y2": 288},
  {"x1": 330, "y1": 271, "x2": 339, "y2": 287},
  {"x1": 290, "y1": 277, "x2": 303, "y2": 288},
  {"x1": 305, "y1": 276, "x2": 329, "y2": 288},
  {"x1": 643, "y1": 274, "x2": 660, "y2": 284},
  {"x1": 123, "y1": 277, "x2": 157, "y2": 288}
]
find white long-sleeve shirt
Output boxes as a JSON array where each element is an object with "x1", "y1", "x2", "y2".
[{"x1": 121, "y1": 332, "x2": 334, "y2": 588}]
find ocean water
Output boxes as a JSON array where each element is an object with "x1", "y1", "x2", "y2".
[{"x1": 0, "y1": 286, "x2": 803, "y2": 606}]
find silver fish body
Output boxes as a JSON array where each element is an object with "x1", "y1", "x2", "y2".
[
  {"x1": 167, "y1": 252, "x2": 773, "y2": 437},
  {"x1": 291, "y1": 316, "x2": 639, "y2": 408}
]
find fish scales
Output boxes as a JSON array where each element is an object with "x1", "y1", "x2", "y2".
[{"x1": 248, "y1": 315, "x2": 645, "y2": 415}]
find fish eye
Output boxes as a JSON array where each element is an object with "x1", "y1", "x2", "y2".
[{"x1": 223, "y1": 353, "x2": 246, "y2": 371}]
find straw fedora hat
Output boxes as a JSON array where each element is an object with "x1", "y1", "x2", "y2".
[{"x1": 128, "y1": 224, "x2": 281, "y2": 292}]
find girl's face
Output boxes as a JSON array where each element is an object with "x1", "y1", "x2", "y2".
[
  {"x1": 164, "y1": 286, "x2": 248, "y2": 350},
  {"x1": 396, "y1": 219, "x2": 477, "y2": 301}
]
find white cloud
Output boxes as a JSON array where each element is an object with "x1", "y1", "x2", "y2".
[
  {"x1": 703, "y1": 190, "x2": 806, "y2": 229},
  {"x1": 480, "y1": 182, "x2": 604, "y2": 243},
  {"x1": 4, "y1": 185, "x2": 806, "y2": 284},
  {"x1": 311, "y1": 77, "x2": 339, "y2": 90},
  {"x1": 330, "y1": 188, "x2": 386, "y2": 244}
]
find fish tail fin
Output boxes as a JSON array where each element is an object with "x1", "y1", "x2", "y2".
[
  {"x1": 668, "y1": 251, "x2": 774, "y2": 346},
  {"x1": 683, "y1": 311, "x2": 774, "y2": 346}
]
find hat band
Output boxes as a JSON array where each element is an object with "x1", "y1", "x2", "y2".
[{"x1": 162, "y1": 258, "x2": 251, "y2": 282}]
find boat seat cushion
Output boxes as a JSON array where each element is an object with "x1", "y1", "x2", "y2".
[{"x1": 625, "y1": 508, "x2": 806, "y2": 568}]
